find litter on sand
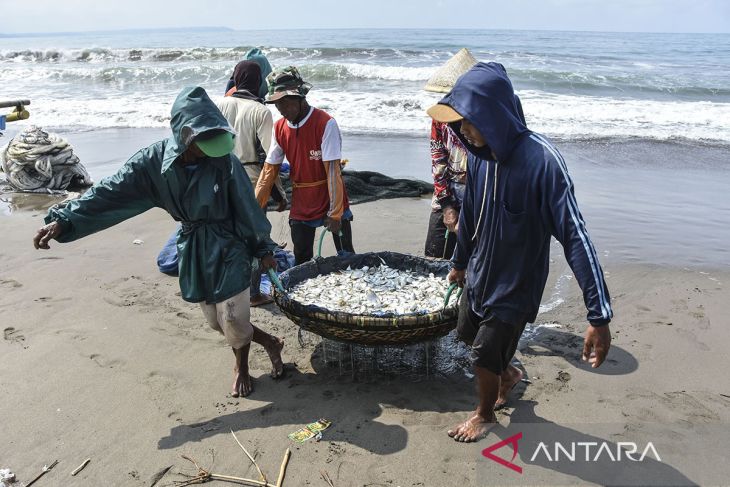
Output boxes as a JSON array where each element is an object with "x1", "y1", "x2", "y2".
[
  {"x1": 1, "y1": 468, "x2": 16, "y2": 487},
  {"x1": 288, "y1": 419, "x2": 332, "y2": 443}
]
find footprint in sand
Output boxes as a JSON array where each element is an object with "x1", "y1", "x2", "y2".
[
  {"x1": 0, "y1": 279, "x2": 22, "y2": 290},
  {"x1": 88, "y1": 353, "x2": 124, "y2": 369},
  {"x1": 4, "y1": 326, "x2": 26, "y2": 345}
]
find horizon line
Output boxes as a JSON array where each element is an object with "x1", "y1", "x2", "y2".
[{"x1": 2, "y1": 26, "x2": 729, "y2": 37}]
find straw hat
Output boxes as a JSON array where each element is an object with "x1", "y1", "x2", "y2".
[{"x1": 424, "y1": 48, "x2": 478, "y2": 93}]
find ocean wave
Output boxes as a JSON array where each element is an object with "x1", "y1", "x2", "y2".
[
  {"x1": 0, "y1": 65, "x2": 232, "y2": 86},
  {"x1": 0, "y1": 62, "x2": 435, "y2": 86},
  {"x1": 7, "y1": 89, "x2": 730, "y2": 146},
  {"x1": 300, "y1": 63, "x2": 435, "y2": 82},
  {"x1": 0, "y1": 46, "x2": 425, "y2": 64},
  {"x1": 3, "y1": 45, "x2": 727, "y2": 97},
  {"x1": 517, "y1": 90, "x2": 730, "y2": 143},
  {"x1": 509, "y1": 67, "x2": 730, "y2": 98}
]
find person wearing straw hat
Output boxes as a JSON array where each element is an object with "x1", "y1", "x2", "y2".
[
  {"x1": 424, "y1": 49, "x2": 526, "y2": 260},
  {"x1": 33, "y1": 86, "x2": 286, "y2": 398},
  {"x1": 255, "y1": 66, "x2": 355, "y2": 265},
  {"x1": 425, "y1": 114, "x2": 470, "y2": 259},
  {"x1": 428, "y1": 63, "x2": 613, "y2": 442}
]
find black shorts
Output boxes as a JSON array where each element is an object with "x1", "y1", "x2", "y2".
[
  {"x1": 424, "y1": 209, "x2": 457, "y2": 259},
  {"x1": 457, "y1": 291, "x2": 526, "y2": 375}
]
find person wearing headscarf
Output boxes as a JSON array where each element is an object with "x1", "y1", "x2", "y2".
[
  {"x1": 218, "y1": 61, "x2": 287, "y2": 307},
  {"x1": 224, "y1": 48, "x2": 272, "y2": 99}
]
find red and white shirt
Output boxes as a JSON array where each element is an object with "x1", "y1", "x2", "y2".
[{"x1": 267, "y1": 107, "x2": 349, "y2": 221}]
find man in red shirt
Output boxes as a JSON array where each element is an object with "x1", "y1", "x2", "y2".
[{"x1": 255, "y1": 66, "x2": 355, "y2": 264}]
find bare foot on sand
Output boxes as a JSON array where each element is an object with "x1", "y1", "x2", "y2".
[
  {"x1": 448, "y1": 411, "x2": 497, "y2": 442},
  {"x1": 265, "y1": 337, "x2": 285, "y2": 379},
  {"x1": 250, "y1": 293, "x2": 274, "y2": 307},
  {"x1": 232, "y1": 368, "x2": 253, "y2": 397},
  {"x1": 495, "y1": 365, "x2": 523, "y2": 410}
]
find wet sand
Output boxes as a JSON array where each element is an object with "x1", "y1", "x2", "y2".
[
  {"x1": 1, "y1": 193, "x2": 729, "y2": 485},
  {"x1": 1, "y1": 130, "x2": 730, "y2": 485}
]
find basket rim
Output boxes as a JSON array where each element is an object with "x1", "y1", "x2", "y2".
[{"x1": 273, "y1": 251, "x2": 458, "y2": 328}]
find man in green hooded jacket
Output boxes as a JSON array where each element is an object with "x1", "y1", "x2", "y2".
[{"x1": 33, "y1": 86, "x2": 284, "y2": 398}]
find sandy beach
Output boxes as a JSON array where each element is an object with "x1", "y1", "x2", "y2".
[{"x1": 2, "y1": 173, "x2": 730, "y2": 485}]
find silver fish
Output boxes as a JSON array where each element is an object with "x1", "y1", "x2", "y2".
[{"x1": 288, "y1": 264, "x2": 458, "y2": 315}]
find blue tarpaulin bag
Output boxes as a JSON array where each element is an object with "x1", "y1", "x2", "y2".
[{"x1": 156, "y1": 227, "x2": 180, "y2": 276}]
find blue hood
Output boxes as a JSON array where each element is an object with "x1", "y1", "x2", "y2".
[{"x1": 437, "y1": 62, "x2": 529, "y2": 162}]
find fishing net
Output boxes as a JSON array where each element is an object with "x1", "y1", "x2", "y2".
[
  {"x1": 424, "y1": 48, "x2": 478, "y2": 93},
  {"x1": 298, "y1": 330, "x2": 473, "y2": 382},
  {"x1": 267, "y1": 170, "x2": 433, "y2": 209},
  {"x1": 274, "y1": 251, "x2": 459, "y2": 345},
  {"x1": 0, "y1": 126, "x2": 93, "y2": 193}
]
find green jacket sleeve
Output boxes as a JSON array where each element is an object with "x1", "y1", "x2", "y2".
[
  {"x1": 45, "y1": 148, "x2": 157, "y2": 242},
  {"x1": 228, "y1": 156, "x2": 277, "y2": 258}
]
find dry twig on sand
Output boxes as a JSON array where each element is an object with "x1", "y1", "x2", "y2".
[
  {"x1": 174, "y1": 454, "x2": 276, "y2": 487},
  {"x1": 320, "y1": 469, "x2": 335, "y2": 487},
  {"x1": 70, "y1": 458, "x2": 91, "y2": 476},
  {"x1": 26, "y1": 460, "x2": 59, "y2": 487},
  {"x1": 230, "y1": 429, "x2": 267, "y2": 483},
  {"x1": 276, "y1": 448, "x2": 291, "y2": 487}
]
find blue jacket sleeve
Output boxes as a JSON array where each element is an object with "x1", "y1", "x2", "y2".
[
  {"x1": 540, "y1": 151, "x2": 613, "y2": 326},
  {"x1": 45, "y1": 148, "x2": 157, "y2": 242},
  {"x1": 452, "y1": 156, "x2": 476, "y2": 270}
]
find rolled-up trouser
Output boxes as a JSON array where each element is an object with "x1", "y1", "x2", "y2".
[
  {"x1": 199, "y1": 288, "x2": 253, "y2": 349},
  {"x1": 456, "y1": 290, "x2": 527, "y2": 375}
]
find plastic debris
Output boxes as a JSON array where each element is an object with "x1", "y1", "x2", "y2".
[
  {"x1": 1, "y1": 468, "x2": 16, "y2": 483},
  {"x1": 288, "y1": 418, "x2": 332, "y2": 443}
]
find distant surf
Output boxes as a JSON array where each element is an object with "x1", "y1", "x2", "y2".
[{"x1": 2, "y1": 28, "x2": 729, "y2": 144}]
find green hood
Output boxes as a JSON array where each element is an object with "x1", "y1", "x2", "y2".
[{"x1": 162, "y1": 86, "x2": 235, "y2": 172}]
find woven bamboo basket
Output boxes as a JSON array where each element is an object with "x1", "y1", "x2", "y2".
[{"x1": 273, "y1": 252, "x2": 459, "y2": 346}]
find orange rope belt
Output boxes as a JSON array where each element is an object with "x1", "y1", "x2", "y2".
[{"x1": 292, "y1": 179, "x2": 327, "y2": 189}]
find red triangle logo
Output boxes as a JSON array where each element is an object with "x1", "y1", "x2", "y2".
[{"x1": 481, "y1": 432, "x2": 523, "y2": 474}]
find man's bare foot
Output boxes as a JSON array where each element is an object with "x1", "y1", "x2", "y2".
[
  {"x1": 264, "y1": 337, "x2": 285, "y2": 379},
  {"x1": 231, "y1": 344, "x2": 252, "y2": 397},
  {"x1": 250, "y1": 293, "x2": 274, "y2": 307},
  {"x1": 447, "y1": 411, "x2": 496, "y2": 442},
  {"x1": 232, "y1": 369, "x2": 253, "y2": 397},
  {"x1": 495, "y1": 365, "x2": 523, "y2": 410}
]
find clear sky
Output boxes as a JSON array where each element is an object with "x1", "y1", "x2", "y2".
[{"x1": 0, "y1": 0, "x2": 728, "y2": 34}]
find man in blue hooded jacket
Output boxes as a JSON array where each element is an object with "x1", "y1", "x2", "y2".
[{"x1": 427, "y1": 62, "x2": 613, "y2": 442}]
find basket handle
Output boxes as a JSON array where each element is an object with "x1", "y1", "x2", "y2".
[
  {"x1": 316, "y1": 227, "x2": 344, "y2": 258},
  {"x1": 267, "y1": 268, "x2": 285, "y2": 293},
  {"x1": 443, "y1": 282, "x2": 463, "y2": 308}
]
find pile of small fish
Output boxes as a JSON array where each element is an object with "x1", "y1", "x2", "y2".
[{"x1": 287, "y1": 263, "x2": 458, "y2": 315}]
